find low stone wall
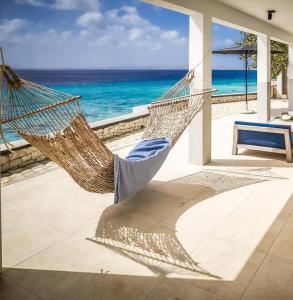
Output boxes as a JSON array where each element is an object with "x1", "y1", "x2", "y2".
[
  {"x1": 212, "y1": 92, "x2": 257, "y2": 104},
  {"x1": 1, "y1": 109, "x2": 149, "y2": 174},
  {"x1": 0, "y1": 144, "x2": 46, "y2": 174},
  {"x1": 1, "y1": 93, "x2": 258, "y2": 174}
]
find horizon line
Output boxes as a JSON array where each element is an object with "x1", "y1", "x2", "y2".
[{"x1": 14, "y1": 68, "x2": 257, "y2": 71}]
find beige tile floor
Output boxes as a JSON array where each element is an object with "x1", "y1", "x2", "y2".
[{"x1": 1, "y1": 100, "x2": 293, "y2": 300}]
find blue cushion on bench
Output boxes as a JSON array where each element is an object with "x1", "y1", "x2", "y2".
[{"x1": 235, "y1": 121, "x2": 292, "y2": 149}]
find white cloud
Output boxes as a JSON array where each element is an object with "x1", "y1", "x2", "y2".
[
  {"x1": 122, "y1": 6, "x2": 138, "y2": 14},
  {"x1": 15, "y1": 0, "x2": 100, "y2": 10},
  {"x1": 128, "y1": 28, "x2": 144, "y2": 41},
  {"x1": 105, "y1": 9, "x2": 119, "y2": 20},
  {"x1": 80, "y1": 29, "x2": 90, "y2": 38},
  {"x1": 161, "y1": 30, "x2": 185, "y2": 44},
  {"x1": 76, "y1": 12, "x2": 103, "y2": 27},
  {"x1": 107, "y1": 6, "x2": 149, "y2": 28},
  {"x1": 2, "y1": 6, "x2": 187, "y2": 68},
  {"x1": 52, "y1": 0, "x2": 100, "y2": 10},
  {"x1": 161, "y1": 30, "x2": 179, "y2": 40},
  {"x1": 224, "y1": 38, "x2": 234, "y2": 45},
  {"x1": 94, "y1": 35, "x2": 111, "y2": 47},
  {"x1": 120, "y1": 12, "x2": 146, "y2": 26},
  {"x1": 62, "y1": 31, "x2": 72, "y2": 38},
  {"x1": 74, "y1": 6, "x2": 185, "y2": 49},
  {"x1": 0, "y1": 18, "x2": 27, "y2": 41},
  {"x1": 15, "y1": 0, "x2": 44, "y2": 6}
]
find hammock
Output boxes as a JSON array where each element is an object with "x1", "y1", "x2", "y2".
[{"x1": 0, "y1": 62, "x2": 214, "y2": 201}]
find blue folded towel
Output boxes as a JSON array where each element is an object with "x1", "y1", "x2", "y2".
[
  {"x1": 114, "y1": 138, "x2": 171, "y2": 203},
  {"x1": 125, "y1": 138, "x2": 171, "y2": 161}
]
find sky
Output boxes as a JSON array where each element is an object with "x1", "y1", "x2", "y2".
[{"x1": 0, "y1": 0, "x2": 248, "y2": 69}]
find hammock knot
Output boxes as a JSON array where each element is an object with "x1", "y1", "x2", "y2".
[
  {"x1": 1, "y1": 65, "x2": 22, "y2": 89},
  {"x1": 185, "y1": 69, "x2": 194, "y2": 83}
]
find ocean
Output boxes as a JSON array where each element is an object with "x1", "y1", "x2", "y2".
[{"x1": 2, "y1": 69, "x2": 257, "y2": 142}]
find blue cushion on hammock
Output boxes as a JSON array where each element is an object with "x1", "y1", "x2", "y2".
[{"x1": 125, "y1": 138, "x2": 171, "y2": 161}]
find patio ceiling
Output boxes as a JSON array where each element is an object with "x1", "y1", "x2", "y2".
[
  {"x1": 216, "y1": 0, "x2": 293, "y2": 35},
  {"x1": 143, "y1": 0, "x2": 293, "y2": 44}
]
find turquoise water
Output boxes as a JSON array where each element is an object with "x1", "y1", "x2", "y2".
[
  {"x1": 54, "y1": 80, "x2": 178, "y2": 122},
  {"x1": 2, "y1": 69, "x2": 257, "y2": 142},
  {"x1": 213, "y1": 70, "x2": 256, "y2": 95}
]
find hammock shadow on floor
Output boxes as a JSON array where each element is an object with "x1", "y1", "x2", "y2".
[{"x1": 88, "y1": 170, "x2": 270, "y2": 279}]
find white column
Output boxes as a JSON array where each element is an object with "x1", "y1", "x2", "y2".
[
  {"x1": 276, "y1": 72, "x2": 283, "y2": 98},
  {"x1": 288, "y1": 44, "x2": 293, "y2": 111},
  {"x1": 257, "y1": 34, "x2": 271, "y2": 122},
  {"x1": 0, "y1": 182, "x2": 1, "y2": 275},
  {"x1": 188, "y1": 12, "x2": 212, "y2": 165}
]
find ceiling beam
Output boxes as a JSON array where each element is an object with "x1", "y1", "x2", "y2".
[{"x1": 142, "y1": 0, "x2": 293, "y2": 44}]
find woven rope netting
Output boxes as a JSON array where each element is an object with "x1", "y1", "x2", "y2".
[
  {"x1": 1, "y1": 58, "x2": 214, "y2": 194},
  {"x1": 0, "y1": 65, "x2": 114, "y2": 193},
  {"x1": 143, "y1": 71, "x2": 213, "y2": 144}
]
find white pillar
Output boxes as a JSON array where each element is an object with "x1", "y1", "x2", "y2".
[
  {"x1": 276, "y1": 72, "x2": 283, "y2": 98},
  {"x1": 257, "y1": 34, "x2": 271, "y2": 122},
  {"x1": 288, "y1": 44, "x2": 293, "y2": 111},
  {"x1": 188, "y1": 12, "x2": 212, "y2": 165},
  {"x1": 0, "y1": 180, "x2": 1, "y2": 275}
]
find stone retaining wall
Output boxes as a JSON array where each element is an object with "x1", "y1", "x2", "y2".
[
  {"x1": 212, "y1": 92, "x2": 257, "y2": 104},
  {"x1": 1, "y1": 110, "x2": 149, "y2": 174},
  {"x1": 1, "y1": 92, "x2": 258, "y2": 173}
]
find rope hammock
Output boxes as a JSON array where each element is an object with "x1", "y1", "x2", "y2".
[{"x1": 0, "y1": 50, "x2": 214, "y2": 197}]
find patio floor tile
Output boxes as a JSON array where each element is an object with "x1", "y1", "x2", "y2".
[
  {"x1": 9, "y1": 236, "x2": 115, "y2": 274},
  {"x1": 211, "y1": 180, "x2": 292, "y2": 252},
  {"x1": 2, "y1": 207, "x2": 36, "y2": 236},
  {"x1": 5, "y1": 236, "x2": 117, "y2": 299},
  {"x1": 1, "y1": 171, "x2": 87, "y2": 219},
  {"x1": 163, "y1": 184, "x2": 255, "y2": 237},
  {"x1": 242, "y1": 254, "x2": 293, "y2": 300},
  {"x1": 49, "y1": 271, "x2": 163, "y2": 300},
  {"x1": 169, "y1": 237, "x2": 265, "y2": 300},
  {"x1": 0, "y1": 275, "x2": 43, "y2": 300},
  {"x1": 3, "y1": 220, "x2": 67, "y2": 268},
  {"x1": 269, "y1": 222, "x2": 293, "y2": 261},
  {"x1": 287, "y1": 210, "x2": 293, "y2": 223},
  {"x1": 146, "y1": 279, "x2": 228, "y2": 300},
  {"x1": 37, "y1": 195, "x2": 113, "y2": 234}
]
